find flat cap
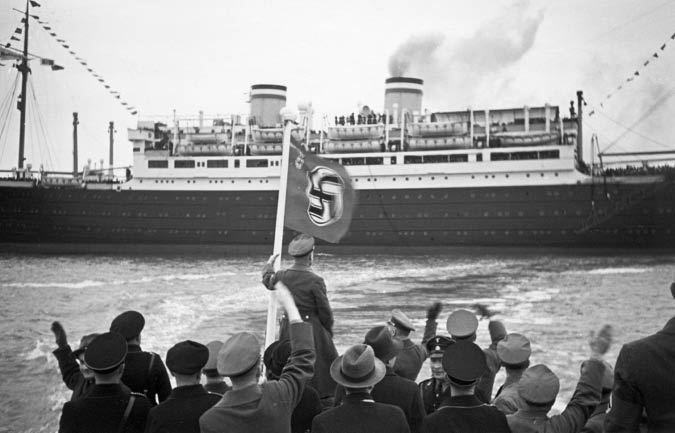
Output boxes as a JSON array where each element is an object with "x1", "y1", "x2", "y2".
[
  {"x1": 218, "y1": 332, "x2": 261, "y2": 377},
  {"x1": 166, "y1": 340, "x2": 209, "y2": 375},
  {"x1": 518, "y1": 364, "x2": 560, "y2": 404},
  {"x1": 364, "y1": 325, "x2": 403, "y2": 362},
  {"x1": 497, "y1": 333, "x2": 531, "y2": 365},
  {"x1": 263, "y1": 339, "x2": 291, "y2": 378},
  {"x1": 425, "y1": 335, "x2": 454, "y2": 355},
  {"x1": 204, "y1": 340, "x2": 224, "y2": 372},
  {"x1": 110, "y1": 311, "x2": 145, "y2": 341},
  {"x1": 288, "y1": 234, "x2": 315, "y2": 256},
  {"x1": 72, "y1": 333, "x2": 100, "y2": 358},
  {"x1": 446, "y1": 309, "x2": 478, "y2": 338},
  {"x1": 442, "y1": 340, "x2": 486, "y2": 383},
  {"x1": 390, "y1": 309, "x2": 415, "y2": 332},
  {"x1": 84, "y1": 332, "x2": 127, "y2": 373}
]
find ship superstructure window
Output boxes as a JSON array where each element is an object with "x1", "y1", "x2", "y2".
[
  {"x1": 207, "y1": 159, "x2": 228, "y2": 168},
  {"x1": 148, "y1": 160, "x2": 169, "y2": 168},
  {"x1": 539, "y1": 150, "x2": 560, "y2": 159},
  {"x1": 341, "y1": 157, "x2": 366, "y2": 166},
  {"x1": 366, "y1": 157, "x2": 383, "y2": 165},
  {"x1": 404, "y1": 156, "x2": 423, "y2": 164},
  {"x1": 175, "y1": 160, "x2": 196, "y2": 168},
  {"x1": 246, "y1": 159, "x2": 269, "y2": 168}
]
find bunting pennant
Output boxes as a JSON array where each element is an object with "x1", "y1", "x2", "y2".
[
  {"x1": 653, "y1": 53, "x2": 659, "y2": 58},
  {"x1": 40, "y1": 58, "x2": 54, "y2": 65},
  {"x1": 29, "y1": 1, "x2": 41, "y2": 7},
  {"x1": 661, "y1": 43, "x2": 666, "y2": 50},
  {"x1": 14, "y1": 28, "x2": 22, "y2": 34},
  {"x1": 643, "y1": 60, "x2": 649, "y2": 66},
  {"x1": 50, "y1": 32, "x2": 57, "y2": 37},
  {"x1": 43, "y1": 26, "x2": 51, "y2": 30},
  {"x1": 11, "y1": 36, "x2": 20, "y2": 42},
  {"x1": 51, "y1": 64, "x2": 64, "y2": 71}
]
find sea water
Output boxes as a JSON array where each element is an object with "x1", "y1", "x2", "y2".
[{"x1": 0, "y1": 247, "x2": 673, "y2": 433}]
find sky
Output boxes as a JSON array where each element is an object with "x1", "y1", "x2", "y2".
[{"x1": 1, "y1": 0, "x2": 674, "y2": 171}]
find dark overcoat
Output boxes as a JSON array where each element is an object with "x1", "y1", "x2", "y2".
[
  {"x1": 335, "y1": 367, "x2": 425, "y2": 433},
  {"x1": 418, "y1": 377, "x2": 451, "y2": 415},
  {"x1": 121, "y1": 344, "x2": 172, "y2": 406},
  {"x1": 145, "y1": 384, "x2": 220, "y2": 433},
  {"x1": 58, "y1": 383, "x2": 151, "y2": 433},
  {"x1": 291, "y1": 384, "x2": 322, "y2": 433},
  {"x1": 605, "y1": 316, "x2": 675, "y2": 433},
  {"x1": 421, "y1": 394, "x2": 511, "y2": 433},
  {"x1": 312, "y1": 392, "x2": 410, "y2": 433},
  {"x1": 266, "y1": 263, "x2": 338, "y2": 398},
  {"x1": 203, "y1": 381, "x2": 230, "y2": 396},
  {"x1": 52, "y1": 345, "x2": 94, "y2": 400},
  {"x1": 199, "y1": 322, "x2": 315, "y2": 433},
  {"x1": 393, "y1": 318, "x2": 437, "y2": 381}
]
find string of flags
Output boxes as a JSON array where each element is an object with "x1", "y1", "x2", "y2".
[{"x1": 587, "y1": 31, "x2": 675, "y2": 117}]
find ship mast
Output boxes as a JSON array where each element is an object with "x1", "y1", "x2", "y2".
[{"x1": 16, "y1": 0, "x2": 31, "y2": 169}]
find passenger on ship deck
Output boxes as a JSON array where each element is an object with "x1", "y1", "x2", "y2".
[
  {"x1": 506, "y1": 325, "x2": 610, "y2": 433},
  {"x1": 389, "y1": 303, "x2": 441, "y2": 381},
  {"x1": 58, "y1": 332, "x2": 151, "y2": 433},
  {"x1": 51, "y1": 321, "x2": 99, "y2": 400},
  {"x1": 492, "y1": 333, "x2": 532, "y2": 414},
  {"x1": 262, "y1": 233, "x2": 338, "y2": 406},
  {"x1": 109, "y1": 310, "x2": 172, "y2": 406},
  {"x1": 420, "y1": 340, "x2": 512, "y2": 433},
  {"x1": 418, "y1": 336, "x2": 455, "y2": 415},
  {"x1": 604, "y1": 282, "x2": 675, "y2": 432},
  {"x1": 581, "y1": 359, "x2": 614, "y2": 433},
  {"x1": 202, "y1": 340, "x2": 230, "y2": 396},
  {"x1": 145, "y1": 340, "x2": 220, "y2": 433},
  {"x1": 445, "y1": 304, "x2": 507, "y2": 403}
]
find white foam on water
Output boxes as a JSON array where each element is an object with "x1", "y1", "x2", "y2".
[
  {"x1": 587, "y1": 267, "x2": 649, "y2": 275},
  {"x1": 2, "y1": 280, "x2": 105, "y2": 289},
  {"x1": 21, "y1": 338, "x2": 55, "y2": 362}
]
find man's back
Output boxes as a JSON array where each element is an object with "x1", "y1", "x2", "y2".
[
  {"x1": 122, "y1": 345, "x2": 172, "y2": 405},
  {"x1": 605, "y1": 317, "x2": 675, "y2": 432},
  {"x1": 313, "y1": 393, "x2": 410, "y2": 433},
  {"x1": 145, "y1": 384, "x2": 220, "y2": 433},
  {"x1": 422, "y1": 395, "x2": 511, "y2": 433}
]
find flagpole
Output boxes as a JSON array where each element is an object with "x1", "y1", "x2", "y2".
[{"x1": 264, "y1": 108, "x2": 296, "y2": 350}]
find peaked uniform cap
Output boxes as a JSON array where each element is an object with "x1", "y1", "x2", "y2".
[
  {"x1": 442, "y1": 340, "x2": 486, "y2": 383},
  {"x1": 72, "y1": 333, "x2": 100, "y2": 358},
  {"x1": 446, "y1": 309, "x2": 478, "y2": 338},
  {"x1": 84, "y1": 332, "x2": 127, "y2": 372},
  {"x1": 518, "y1": 364, "x2": 560, "y2": 404},
  {"x1": 217, "y1": 332, "x2": 261, "y2": 377},
  {"x1": 363, "y1": 325, "x2": 403, "y2": 362},
  {"x1": 204, "y1": 340, "x2": 224, "y2": 371},
  {"x1": 497, "y1": 333, "x2": 532, "y2": 365},
  {"x1": 110, "y1": 310, "x2": 145, "y2": 340},
  {"x1": 288, "y1": 234, "x2": 315, "y2": 256},
  {"x1": 426, "y1": 335, "x2": 455, "y2": 355},
  {"x1": 390, "y1": 309, "x2": 415, "y2": 331},
  {"x1": 166, "y1": 340, "x2": 209, "y2": 375},
  {"x1": 330, "y1": 344, "x2": 386, "y2": 388}
]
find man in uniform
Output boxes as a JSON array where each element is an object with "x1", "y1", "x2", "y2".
[
  {"x1": 506, "y1": 326, "x2": 609, "y2": 433},
  {"x1": 445, "y1": 305, "x2": 506, "y2": 402},
  {"x1": 199, "y1": 281, "x2": 315, "y2": 433},
  {"x1": 110, "y1": 310, "x2": 172, "y2": 405},
  {"x1": 418, "y1": 335, "x2": 454, "y2": 414},
  {"x1": 605, "y1": 282, "x2": 675, "y2": 432},
  {"x1": 202, "y1": 340, "x2": 230, "y2": 396},
  {"x1": 51, "y1": 321, "x2": 99, "y2": 400},
  {"x1": 145, "y1": 340, "x2": 221, "y2": 433},
  {"x1": 581, "y1": 361, "x2": 614, "y2": 433},
  {"x1": 421, "y1": 340, "x2": 511, "y2": 433},
  {"x1": 312, "y1": 344, "x2": 410, "y2": 433},
  {"x1": 492, "y1": 333, "x2": 531, "y2": 414},
  {"x1": 58, "y1": 332, "x2": 151, "y2": 433},
  {"x1": 262, "y1": 233, "x2": 338, "y2": 405},
  {"x1": 390, "y1": 302, "x2": 442, "y2": 381}
]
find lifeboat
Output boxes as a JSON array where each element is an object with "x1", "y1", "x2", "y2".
[
  {"x1": 327, "y1": 124, "x2": 383, "y2": 141},
  {"x1": 408, "y1": 122, "x2": 465, "y2": 137},
  {"x1": 175, "y1": 144, "x2": 230, "y2": 156},
  {"x1": 494, "y1": 132, "x2": 560, "y2": 147},
  {"x1": 324, "y1": 140, "x2": 382, "y2": 154},
  {"x1": 407, "y1": 136, "x2": 472, "y2": 151}
]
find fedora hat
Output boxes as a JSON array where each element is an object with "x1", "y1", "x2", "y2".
[
  {"x1": 363, "y1": 326, "x2": 403, "y2": 362},
  {"x1": 330, "y1": 344, "x2": 386, "y2": 388}
]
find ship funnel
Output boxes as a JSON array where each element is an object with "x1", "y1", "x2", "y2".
[
  {"x1": 384, "y1": 77, "x2": 423, "y2": 116},
  {"x1": 249, "y1": 84, "x2": 287, "y2": 127}
]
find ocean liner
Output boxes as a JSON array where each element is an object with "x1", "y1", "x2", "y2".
[{"x1": 1, "y1": 6, "x2": 674, "y2": 248}]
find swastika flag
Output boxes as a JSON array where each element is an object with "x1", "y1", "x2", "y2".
[{"x1": 284, "y1": 143, "x2": 357, "y2": 243}]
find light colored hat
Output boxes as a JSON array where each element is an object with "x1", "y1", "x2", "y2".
[
  {"x1": 288, "y1": 234, "x2": 315, "y2": 256},
  {"x1": 330, "y1": 344, "x2": 386, "y2": 388},
  {"x1": 518, "y1": 364, "x2": 560, "y2": 404},
  {"x1": 390, "y1": 309, "x2": 415, "y2": 331},
  {"x1": 446, "y1": 309, "x2": 478, "y2": 338},
  {"x1": 497, "y1": 333, "x2": 531, "y2": 365},
  {"x1": 217, "y1": 332, "x2": 261, "y2": 377}
]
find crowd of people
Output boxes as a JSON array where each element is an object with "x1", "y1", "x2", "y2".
[{"x1": 52, "y1": 233, "x2": 675, "y2": 433}]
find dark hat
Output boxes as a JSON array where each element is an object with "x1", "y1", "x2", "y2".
[
  {"x1": 217, "y1": 332, "x2": 260, "y2": 377},
  {"x1": 488, "y1": 321, "x2": 507, "y2": 344},
  {"x1": 72, "y1": 333, "x2": 100, "y2": 358},
  {"x1": 330, "y1": 344, "x2": 386, "y2": 388},
  {"x1": 518, "y1": 364, "x2": 560, "y2": 404},
  {"x1": 389, "y1": 309, "x2": 415, "y2": 332},
  {"x1": 363, "y1": 326, "x2": 403, "y2": 362},
  {"x1": 425, "y1": 335, "x2": 454, "y2": 355},
  {"x1": 446, "y1": 309, "x2": 478, "y2": 338},
  {"x1": 204, "y1": 340, "x2": 224, "y2": 372},
  {"x1": 497, "y1": 333, "x2": 531, "y2": 365},
  {"x1": 442, "y1": 340, "x2": 486, "y2": 384},
  {"x1": 263, "y1": 339, "x2": 291, "y2": 377},
  {"x1": 288, "y1": 234, "x2": 315, "y2": 256},
  {"x1": 166, "y1": 340, "x2": 209, "y2": 375},
  {"x1": 84, "y1": 332, "x2": 127, "y2": 373},
  {"x1": 110, "y1": 311, "x2": 145, "y2": 341}
]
